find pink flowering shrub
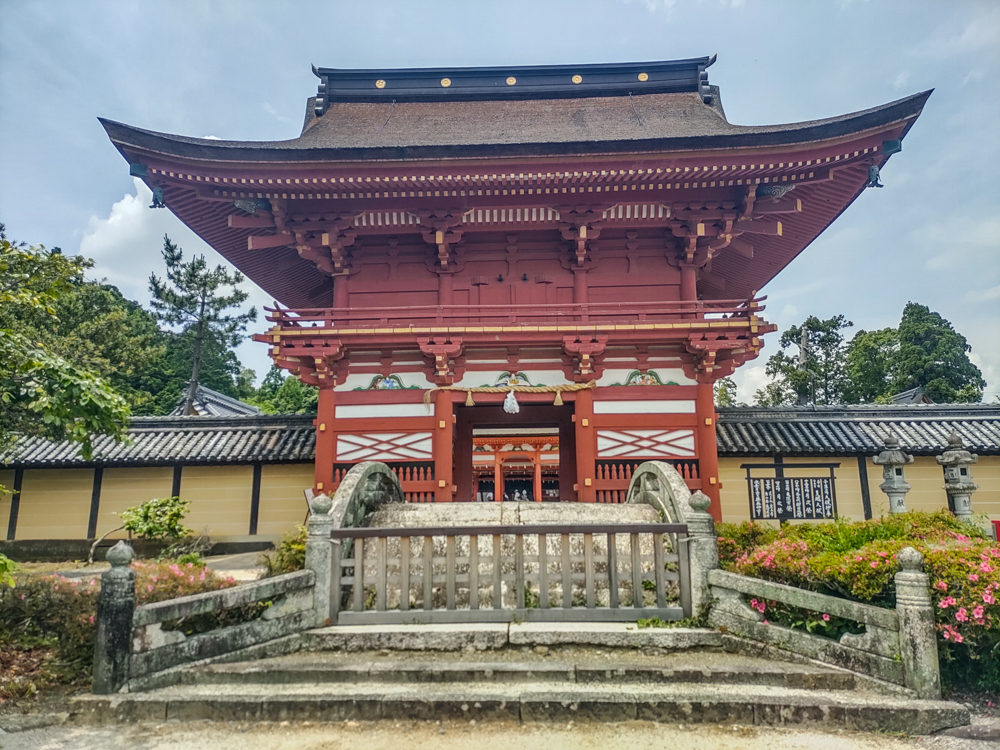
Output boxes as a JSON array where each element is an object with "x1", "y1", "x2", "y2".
[
  {"x1": 717, "y1": 512, "x2": 1000, "y2": 693},
  {"x1": 0, "y1": 560, "x2": 240, "y2": 686}
]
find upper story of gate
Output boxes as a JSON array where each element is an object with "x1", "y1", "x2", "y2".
[{"x1": 101, "y1": 56, "x2": 929, "y2": 315}]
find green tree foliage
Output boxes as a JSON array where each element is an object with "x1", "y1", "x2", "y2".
[
  {"x1": 250, "y1": 366, "x2": 318, "y2": 414},
  {"x1": 713, "y1": 376, "x2": 740, "y2": 407},
  {"x1": 755, "y1": 315, "x2": 853, "y2": 406},
  {"x1": 0, "y1": 225, "x2": 129, "y2": 464},
  {"x1": 844, "y1": 327, "x2": 899, "y2": 404},
  {"x1": 755, "y1": 304, "x2": 985, "y2": 406},
  {"x1": 149, "y1": 235, "x2": 257, "y2": 416},
  {"x1": 118, "y1": 496, "x2": 192, "y2": 540},
  {"x1": 892, "y1": 303, "x2": 985, "y2": 403},
  {"x1": 12, "y1": 281, "x2": 167, "y2": 412}
]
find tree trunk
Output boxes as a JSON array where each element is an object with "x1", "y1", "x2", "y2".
[{"x1": 183, "y1": 296, "x2": 208, "y2": 416}]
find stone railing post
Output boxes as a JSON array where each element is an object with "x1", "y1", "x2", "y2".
[
  {"x1": 92, "y1": 541, "x2": 135, "y2": 695},
  {"x1": 894, "y1": 546, "x2": 941, "y2": 700},
  {"x1": 686, "y1": 491, "x2": 719, "y2": 618},
  {"x1": 304, "y1": 492, "x2": 335, "y2": 627}
]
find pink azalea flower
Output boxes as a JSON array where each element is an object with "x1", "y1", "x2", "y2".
[
  {"x1": 939, "y1": 597, "x2": 956, "y2": 609},
  {"x1": 981, "y1": 562, "x2": 994, "y2": 573},
  {"x1": 972, "y1": 606, "x2": 985, "y2": 619},
  {"x1": 20, "y1": 594, "x2": 25, "y2": 600},
  {"x1": 89, "y1": 615, "x2": 94, "y2": 624},
  {"x1": 935, "y1": 581, "x2": 948, "y2": 591},
  {"x1": 955, "y1": 608, "x2": 968, "y2": 622},
  {"x1": 822, "y1": 614, "x2": 830, "y2": 622},
  {"x1": 147, "y1": 585, "x2": 154, "y2": 592},
  {"x1": 969, "y1": 574, "x2": 979, "y2": 582},
  {"x1": 984, "y1": 592, "x2": 996, "y2": 605},
  {"x1": 870, "y1": 561, "x2": 879, "y2": 568}
]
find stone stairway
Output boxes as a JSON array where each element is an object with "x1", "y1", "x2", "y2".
[{"x1": 70, "y1": 624, "x2": 970, "y2": 734}]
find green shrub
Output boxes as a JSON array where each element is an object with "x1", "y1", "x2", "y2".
[
  {"x1": 717, "y1": 521, "x2": 779, "y2": 566},
  {"x1": 120, "y1": 495, "x2": 191, "y2": 540},
  {"x1": 717, "y1": 512, "x2": 1000, "y2": 694},
  {"x1": 0, "y1": 552, "x2": 15, "y2": 588},
  {"x1": 260, "y1": 524, "x2": 306, "y2": 576},
  {"x1": 0, "y1": 560, "x2": 241, "y2": 686}
]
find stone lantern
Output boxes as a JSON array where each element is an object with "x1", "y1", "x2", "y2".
[
  {"x1": 873, "y1": 435, "x2": 913, "y2": 514},
  {"x1": 936, "y1": 432, "x2": 978, "y2": 523}
]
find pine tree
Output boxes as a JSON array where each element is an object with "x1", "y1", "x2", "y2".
[
  {"x1": 148, "y1": 235, "x2": 257, "y2": 416},
  {"x1": 755, "y1": 315, "x2": 853, "y2": 406}
]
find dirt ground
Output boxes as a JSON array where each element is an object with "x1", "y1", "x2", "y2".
[{"x1": 0, "y1": 719, "x2": 995, "y2": 750}]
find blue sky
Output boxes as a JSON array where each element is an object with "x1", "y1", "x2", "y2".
[{"x1": 1, "y1": 0, "x2": 997, "y2": 400}]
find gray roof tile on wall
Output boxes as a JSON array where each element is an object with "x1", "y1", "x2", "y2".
[{"x1": 2, "y1": 404, "x2": 997, "y2": 469}]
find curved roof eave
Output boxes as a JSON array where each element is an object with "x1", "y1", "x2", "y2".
[{"x1": 100, "y1": 90, "x2": 932, "y2": 165}]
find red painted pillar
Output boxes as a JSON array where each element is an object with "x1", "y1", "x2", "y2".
[
  {"x1": 533, "y1": 453, "x2": 543, "y2": 503},
  {"x1": 433, "y1": 389, "x2": 454, "y2": 502},
  {"x1": 695, "y1": 381, "x2": 722, "y2": 522},
  {"x1": 575, "y1": 389, "x2": 596, "y2": 503},
  {"x1": 494, "y1": 454, "x2": 503, "y2": 502},
  {"x1": 314, "y1": 386, "x2": 336, "y2": 494}
]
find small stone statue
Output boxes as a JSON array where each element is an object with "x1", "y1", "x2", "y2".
[{"x1": 873, "y1": 435, "x2": 914, "y2": 514}]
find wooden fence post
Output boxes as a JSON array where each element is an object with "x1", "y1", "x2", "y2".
[{"x1": 92, "y1": 541, "x2": 135, "y2": 694}]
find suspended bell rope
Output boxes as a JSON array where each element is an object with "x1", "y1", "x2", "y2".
[{"x1": 423, "y1": 381, "x2": 596, "y2": 411}]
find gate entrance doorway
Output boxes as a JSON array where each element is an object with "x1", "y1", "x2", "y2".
[{"x1": 454, "y1": 403, "x2": 576, "y2": 502}]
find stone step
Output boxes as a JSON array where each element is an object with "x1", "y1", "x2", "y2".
[
  {"x1": 71, "y1": 681, "x2": 969, "y2": 735},
  {"x1": 301, "y1": 622, "x2": 723, "y2": 652},
  {"x1": 179, "y1": 657, "x2": 856, "y2": 691}
]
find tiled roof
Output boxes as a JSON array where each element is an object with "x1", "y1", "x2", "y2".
[
  {"x1": 2, "y1": 405, "x2": 997, "y2": 469},
  {"x1": 170, "y1": 384, "x2": 262, "y2": 418},
  {"x1": 716, "y1": 404, "x2": 1000, "y2": 457},
  {"x1": 2, "y1": 416, "x2": 315, "y2": 469}
]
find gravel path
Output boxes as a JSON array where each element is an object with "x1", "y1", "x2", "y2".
[{"x1": 1, "y1": 719, "x2": 993, "y2": 750}]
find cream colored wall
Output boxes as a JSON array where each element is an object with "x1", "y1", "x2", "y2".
[
  {"x1": 865, "y1": 456, "x2": 999, "y2": 521},
  {"x1": 15, "y1": 469, "x2": 94, "y2": 539},
  {"x1": 718, "y1": 456, "x2": 867, "y2": 524},
  {"x1": 257, "y1": 463, "x2": 313, "y2": 536},
  {"x1": 0, "y1": 470, "x2": 14, "y2": 537},
  {"x1": 180, "y1": 465, "x2": 252, "y2": 537},
  {"x1": 96, "y1": 467, "x2": 175, "y2": 540}
]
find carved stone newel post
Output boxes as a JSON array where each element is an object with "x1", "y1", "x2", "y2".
[
  {"x1": 686, "y1": 491, "x2": 720, "y2": 618},
  {"x1": 894, "y1": 546, "x2": 941, "y2": 699},
  {"x1": 872, "y1": 435, "x2": 914, "y2": 514},
  {"x1": 304, "y1": 492, "x2": 335, "y2": 626},
  {"x1": 936, "y1": 432, "x2": 979, "y2": 523},
  {"x1": 92, "y1": 541, "x2": 135, "y2": 694}
]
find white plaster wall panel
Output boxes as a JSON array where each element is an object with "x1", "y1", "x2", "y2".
[
  {"x1": 335, "y1": 403, "x2": 431, "y2": 419},
  {"x1": 593, "y1": 400, "x2": 696, "y2": 414},
  {"x1": 597, "y1": 429, "x2": 696, "y2": 458},
  {"x1": 337, "y1": 432, "x2": 433, "y2": 462}
]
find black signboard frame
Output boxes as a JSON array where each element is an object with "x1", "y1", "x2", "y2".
[{"x1": 742, "y1": 462, "x2": 839, "y2": 521}]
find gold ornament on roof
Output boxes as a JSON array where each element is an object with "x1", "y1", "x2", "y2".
[
  {"x1": 638, "y1": 72, "x2": 649, "y2": 82},
  {"x1": 506, "y1": 76, "x2": 516, "y2": 85},
  {"x1": 375, "y1": 79, "x2": 386, "y2": 89},
  {"x1": 571, "y1": 74, "x2": 583, "y2": 84},
  {"x1": 440, "y1": 78, "x2": 451, "y2": 87}
]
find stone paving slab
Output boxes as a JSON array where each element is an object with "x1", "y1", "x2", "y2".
[{"x1": 508, "y1": 622, "x2": 722, "y2": 649}]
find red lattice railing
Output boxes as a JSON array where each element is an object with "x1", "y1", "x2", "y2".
[{"x1": 594, "y1": 459, "x2": 701, "y2": 504}]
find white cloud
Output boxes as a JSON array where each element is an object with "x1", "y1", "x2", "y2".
[
  {"x1": 892, "y1": 71, "x2": 910, "y2": 90},
  {"x1": 263, "y1": 102, "x2": 291, "y2": 124},
  {"x1": 202, "y1": 135, "x2": 222, "y2": 140},
  {"x1": 965, "y1": 285, "x2": 1000, "y2": 303},
  {"x1": 731, "y1": 364, "x2": 770, "y2": 404},
  {"x1": 78, "y1": 179, "x2": 274, "y2": 382}
]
